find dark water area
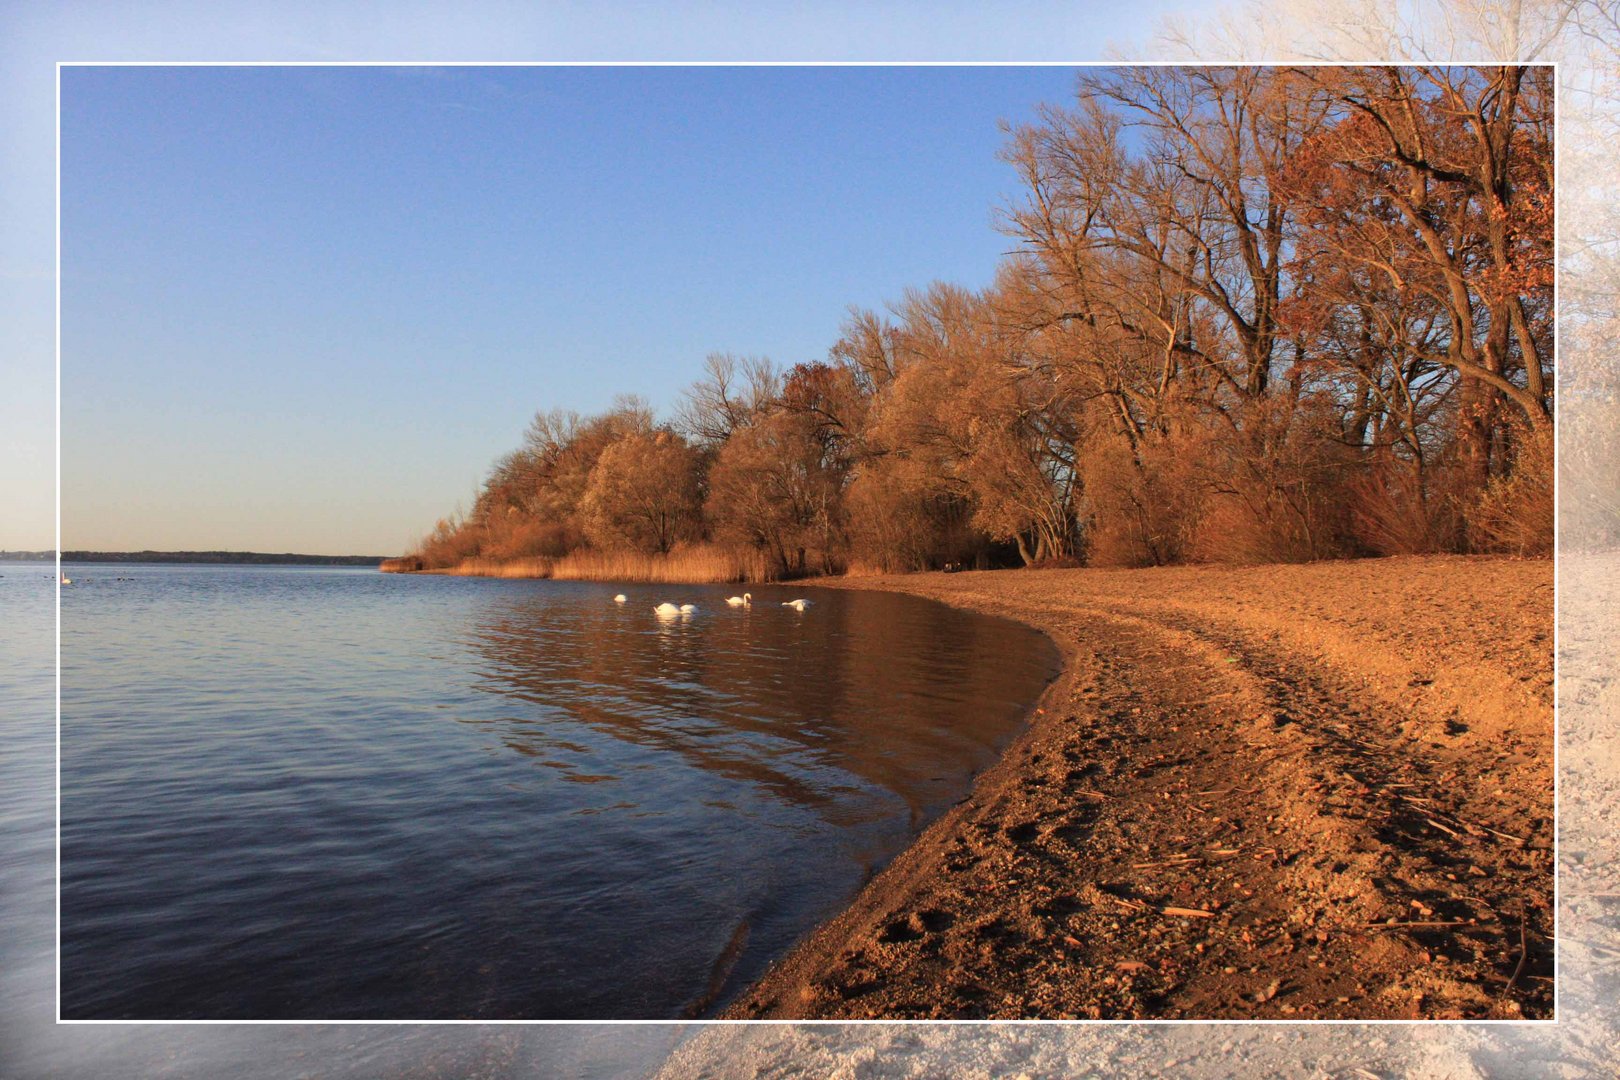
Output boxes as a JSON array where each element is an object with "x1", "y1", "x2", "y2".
[{"x1": 57, "y1": 565, "x2": 1058, "y2": 1020}]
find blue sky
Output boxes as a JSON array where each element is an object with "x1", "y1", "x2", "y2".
[
  {"x1": 1, "y1": 2, "x2": 1197, "y2": 554},
  {"x1": 57, "y1": 64, "x2": 1101, "y2": 553}
]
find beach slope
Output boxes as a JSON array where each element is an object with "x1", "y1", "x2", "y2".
[{"x1": 724, "y1": 556, "x2": 1553, "y2": 1021}]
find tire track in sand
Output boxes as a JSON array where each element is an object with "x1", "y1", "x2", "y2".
[{"x1": 726, "y1": 573, "x2": 1551, "y2": 1020}]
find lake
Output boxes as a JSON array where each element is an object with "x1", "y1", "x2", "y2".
[{"x1": 56, "y1": 564, "x2": 1058, "y2": 1019}]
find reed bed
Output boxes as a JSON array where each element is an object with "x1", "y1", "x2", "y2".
[
  {"x1": 427, "y1": 556, "x2": 554, "y2": 579},
  {"x1": 398, "y1": 545, "x2": 774, "y2": 584},
  {"x1": 549, "y1": 545, "x2": 770, "y2": 584}
]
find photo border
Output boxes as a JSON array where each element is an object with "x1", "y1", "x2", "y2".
[{"x1": 53, "y1": 57, "x2": 1564, "y2": 1030}]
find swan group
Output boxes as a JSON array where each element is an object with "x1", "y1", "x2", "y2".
[{"x1": 642, "y1": 592, "x2": 812, "y2": 615}]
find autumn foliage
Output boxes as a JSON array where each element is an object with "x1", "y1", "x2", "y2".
[{"x1": 400, "y1": 66, "x2": 1553, "y2": 579}]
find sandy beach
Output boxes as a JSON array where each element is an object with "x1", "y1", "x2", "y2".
[{"x1": 723, "y1": 556, "x2": 1553, "y2": 1021}]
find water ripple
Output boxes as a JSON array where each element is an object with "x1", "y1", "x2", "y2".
[{"x1": 56, "y1": 566, "x2": 1057, "y2": 1019}]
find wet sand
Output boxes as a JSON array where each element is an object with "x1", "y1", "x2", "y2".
[{"x1": 723, "y1": 556, "x2": 1553, "y2": 1020}]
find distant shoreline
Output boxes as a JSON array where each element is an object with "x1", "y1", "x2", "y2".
[{"x1": 41, "y1": 551, "x2": 389, "y2": 566}]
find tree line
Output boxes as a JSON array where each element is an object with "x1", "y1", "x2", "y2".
[{"x1": 407, "y1": 65, "x2": 1553, "y2": 579}]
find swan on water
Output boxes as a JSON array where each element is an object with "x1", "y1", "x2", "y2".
[
  {"x1": 782, "y1": 598, "x2": 811, "y2": 610},
  {"x1": 654, "y1": 602, "x2": 681, "y2": 616},
  {"x1": 59, "y1": 572, "x2": 71, "y2": 585},
  {"x1": 725, "y1": 593, "x2": 752, "y2": 606},
  {"x1": 614, "y1": 594, "x2": 627, "y2": 603},
  {"x1": 679, "y1": 603, "x2": 698, "y2": 614}
]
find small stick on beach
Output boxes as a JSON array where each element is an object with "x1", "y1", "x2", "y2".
[
  {"x1": 1503, "y1": 913, "x2": 1530, "y2": 998},
  {"x1": 1424, "y1": 817, "x2": 1464, "y2": 839},
  {"x1": 1367, "y1": 920, "x2": 1477, "y2": 929}
]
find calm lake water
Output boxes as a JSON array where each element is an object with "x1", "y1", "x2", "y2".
[{"x1": 57, "y1": 564, "x2": 1057, "y2": 1020}]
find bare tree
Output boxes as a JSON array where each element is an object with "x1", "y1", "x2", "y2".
[{"x1": 674, "y1": 353, "x2": 779, "y2": 447}]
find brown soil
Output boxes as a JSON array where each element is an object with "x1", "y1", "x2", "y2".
[{"x1": 722, "y1": 556, "x2": 1553, "y2": 1021}]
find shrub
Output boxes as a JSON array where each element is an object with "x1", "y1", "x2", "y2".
[
  {"x1": 1468, "y1": 423, "x2": 1553, "y2": 557},
  {"x1": 1345, "y1": 459, "x2": 1462, "y2": 556}
]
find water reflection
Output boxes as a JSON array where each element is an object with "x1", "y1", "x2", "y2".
[{"x1": 464, "y1": 583, "x2": 1058, "y2": 829}]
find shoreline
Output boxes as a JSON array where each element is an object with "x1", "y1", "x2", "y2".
[{"x1": 717, "y1": 556, "x2": 1553, "y2": 1020}]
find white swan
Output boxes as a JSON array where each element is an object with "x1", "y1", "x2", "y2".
[
  {"x1": 679, "y1": 603, "x2": 698, "y2": 614},
  {"x1": 725, "y1": 593, "x2": 752, "y2": 606},
  {"x1": 782, "y1": 598, "x2": 811, "y2": 610},
  {"x1": 59, "y1": 572, "x2": 71, "y2": 585},
  {"x1": 614, "y1": 594, "x2": 627, "y2": 603},
  {"x1": 654, "y1": 602, "x2": 681, "y2": 616}
]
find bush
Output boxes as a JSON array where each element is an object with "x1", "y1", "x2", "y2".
[
  {"x1": 1080, "y1": 421, "x2": 1205, "y2": 568},
  {"x1": 1468, "y1": 423, "x2": 1552, "y2": 557},
  {"x1": 1345, "y1": 459, "x2": 1462, "y2": 556},
  {"x1": 1182, "y1": 398, "x2": 1357, "y2": 565},
  {"x1": 416, "y1": 514, "x2": 483, "y2": 569},
  {"x1": 481, "y1": 515, "x2": 578, "y2": 561}
]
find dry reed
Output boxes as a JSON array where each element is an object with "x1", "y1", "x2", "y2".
[
  {"x1": 401, "y1": 544, "x2": 773, "y2": 584},
  {"x1": 549, "y1": 544, "x2": 769, "y2": 584},
  {"x1": 426, "y1": 556, "x2": 554, "y2": 579}
]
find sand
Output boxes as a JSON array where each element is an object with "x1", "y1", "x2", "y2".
[{"x1": 720, "y1": 555, "x2": 1553, "y2": 1022}]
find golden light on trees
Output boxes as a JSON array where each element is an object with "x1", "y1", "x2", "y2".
[{"x1": 405, "y1": 62, "x2": 1558, "y2": 577}]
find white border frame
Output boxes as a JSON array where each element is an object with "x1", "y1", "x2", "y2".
[{"x1": 54, "y1": 58, "x2": 1562, "y2": 1028}]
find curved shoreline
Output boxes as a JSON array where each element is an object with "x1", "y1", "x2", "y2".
[
  {"x1": 720, "y1": 557, "x2": 1554, "y2": 1020},
  {"x1": 711, "y1": 576, "x2": 1085, "y2": 1017}
]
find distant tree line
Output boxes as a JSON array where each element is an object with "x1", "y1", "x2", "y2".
[{"x1": 410, "y1": 66, "x2": 1553, "y2": 578}]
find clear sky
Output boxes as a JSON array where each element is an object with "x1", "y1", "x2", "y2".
[
  {"x1": 1, "y1": 2, "x2": 1196, "y2": 555},
  {"x1": 58, "y1": 64, "x2": 1097, "y2": 554}
]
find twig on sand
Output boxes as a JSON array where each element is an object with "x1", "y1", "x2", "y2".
[
  {"x1": 1424, "y1": 817, "x2": 1464, "y2": 839},
  {"x1": 1131, "y1": 856, "x2": 1201, "y2": 869},
  {"x1": 1398, "y1": 797, "x2": 1525, "y2": 847},
  {"x1": 1104, "y1": 896, "x2": 1214, "y2": 919},
  {"x1": 1367, "y1": 919, "x2": 1477, "y2": 929},
  {"x1": 1502, "y1": 912, "x2": 1530, "y2": 998}
]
